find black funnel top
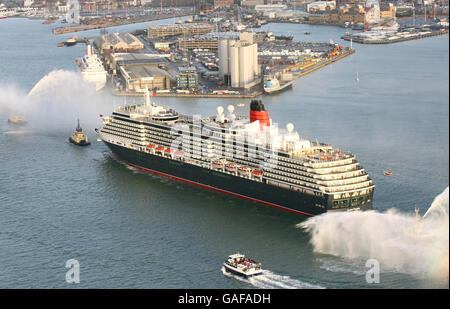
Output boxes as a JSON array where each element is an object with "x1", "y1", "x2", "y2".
[{"x1": 250, "y1": 100, "x2": 265, "y2": 112}]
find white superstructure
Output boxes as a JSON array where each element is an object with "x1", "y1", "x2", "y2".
[{"x1": 76, "y1": 45, "x2": 107, "y2": 91}]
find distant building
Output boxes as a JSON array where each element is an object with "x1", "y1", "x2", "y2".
[
  {"x1": 307, "y1": 1, "x2": 336, "y2": 13},
  {"x1": 94, "y1": 33, "x2": 144, "y2": 54},
  {"x1": 307, "y1": 2, "x2": 393, "y2": 24},
  {"x1": 109, "y1": 53, "x2": 172, "y2": 92},
  {"x1": 147, "y1": 24, "x2": 215, "y2": 39},
  {"x1": 176, "y1": 67, "x2": 199, "y2": 89},
  {"x1": 254, "y1": 4, "x2": 288, "y2": 11},
  {"x1": 241, "y1": 0, "x2": 265, "y2": 7},
  {"x1": 179, "y1": 32, "x2": 240, "y2": 51},
  {"x1": 120, "y1": 65, "x2": 171, "y2": 92},
  {"x1": 213, "y1": 0, "x2": 234, "y2": 9},
  {"x1": 105, "y1": 52, "x2": 169, "y2": 75},
  {"x1": 379, "y1": 3, "x2": 396, "y2": 19}
]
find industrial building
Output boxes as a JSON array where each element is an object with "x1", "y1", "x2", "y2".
[
  {"x1": 218, "y1": 32, "x2": 259, "y2": 89},
  {"x1": 104, "y1": 53, "x2": 169, "y2": 75},
  {"x1": 176, "y1": 67, "x2": 199, "y2": 89},
  {"x1": 105, "y1": 53, "x2": 173, "y2": 92},
  {"x1": 178, "y1": 32, "x2": 240, "y2": 51},
  {"x1": 147, "y1": 23, "x2": 215, "y2": 39},
  {"x1": 93, "y1": 33, "x2": 144, "y2": 54},
  {"x1": 119, "y1": 65, "x2": 171, "y2": 92}
]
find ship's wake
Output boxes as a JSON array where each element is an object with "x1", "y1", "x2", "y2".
[
  {"x1": 221, "y1": 267, "x2": 325, "y2": 289},
  {"x1": 298, "y1": 187, "x2": 449, "y2": 284},
  {"x1": 0, "y1": 69, "x2": 116, "y2": 133}
]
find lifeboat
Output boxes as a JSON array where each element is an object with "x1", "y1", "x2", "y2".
[
  {"x1": 156, "y1": 146, "x2": 165, "y2": 152},
  {"x1": 174, "y1": 151, "x2": 183, "y2": 157},
  {"x1": 238, "y1": 166, "x2": 250, "y2": 174},
  {"x1": 252, "y1": 170, "x2": 263, "y2": 176},
  {"x1": 165, "y1": 148, "x2": 174, "y2": 154},
  {"x1": 383, "y1": 170, "x2": 393, "y2": 176},
  {"x1": 226, "y1": 163, "x2": 236, "y2": 171},
  {"x1": 213, "y1": 161, "x2": 224, "y2": 168},
  {"x1": 146, "y1": 144, "x2": 156, "y2": 149}
]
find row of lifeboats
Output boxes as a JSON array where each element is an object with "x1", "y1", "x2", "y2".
[
  {"x1": 212, "y1": 160, "x2": 263, "y2": 177},
  {"x1": 146, "y1": 144, "x2": 183, "y2": 158}
]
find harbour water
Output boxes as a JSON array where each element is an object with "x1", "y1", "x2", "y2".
[{"x1": 0, "y1": 18, "x2": 448, "y2": 288}]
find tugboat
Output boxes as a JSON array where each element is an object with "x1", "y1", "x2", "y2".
[
  {"x1": 223, "y1": 253, "x2": 263, "y2": 278},
  {"x1": 69, "y1": 119, "x2": 90, "y2": 146},
  {"x1": 7, "y1": 115, "x2": 27, "y2": 126},
  {"x1": 65, "y1": 37, "x2": 77, "y2": 46}
]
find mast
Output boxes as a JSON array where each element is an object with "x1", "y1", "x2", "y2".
[{"x1": 424, "y1": 4, "x2": 427, "y2": 22}]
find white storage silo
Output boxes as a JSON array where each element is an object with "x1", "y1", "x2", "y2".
[
  {"x1": 218, "y1": 39, "x2": 229, "y2": 79},
  {"x1": 252, "y1": 43, "x2": 258, "y2": 77},
  {"x1": 230, "y1": 43, "x2": 240, "y2": 88},
  {"x1": 238, "y1": 43, "x2": 255, "y2": 87}
]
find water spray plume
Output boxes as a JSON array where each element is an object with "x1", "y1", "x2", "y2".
[
  {"x1": 1, "y1": 70, "x2": 116, "y2": 132},
  {"x1": 298, "y1": 187, "x2": 449, "y2": 283}
]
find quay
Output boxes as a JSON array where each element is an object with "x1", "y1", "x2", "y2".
[
  {"x1": 52, "y1": 14, "x2": 191, "y2": 35},
  {"x1": 342, "y1": 29, "x2": 448, "y2": 44},
  {"x1": 291, "y1": 49, "x2": 355, "y2": 79},
  {"x1": 111, "y1": 89, "x2": 264, "y2": 99}
]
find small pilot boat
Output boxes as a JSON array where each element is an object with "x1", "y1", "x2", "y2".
[
  {"x1": 8, "y1": 115, "x2": 27, "y2": 126},
  {"x1": 383, "y1": 170, "x2": 393, "y2": 176},
  {"x1": 223, "y1": 253, "x2": 263, "y2": 278},
  {"x1": 69, "y1": 119, "x2": 90, "y2": 146}
]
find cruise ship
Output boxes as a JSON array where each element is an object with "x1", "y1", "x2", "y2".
[
  {"x1": 98, "y1": 93, "x2": 374, "y2": 216},
  {"x1": 76, "y1": 45, "x2": 107, "y2": 91}
]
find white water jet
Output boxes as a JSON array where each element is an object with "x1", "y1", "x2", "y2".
[
  {"x1": 1, "y1": 69, "x2": 117, "y2": 132},
  {"x1": 298, "y1": 187, "x2": 449, "y2": 283}
]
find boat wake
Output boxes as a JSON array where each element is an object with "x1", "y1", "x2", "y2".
[
  {"x1": 221, "y1": 267, "x2": 325, "y2": 289},
  {"x1": 298, "y1": 187, "x2": 449, "y2": 283}
]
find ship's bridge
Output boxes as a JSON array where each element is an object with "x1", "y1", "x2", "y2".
[{"x1": 115, "y1": 91, "x2": 179, "y2": 122}]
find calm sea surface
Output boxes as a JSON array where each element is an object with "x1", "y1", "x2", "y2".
[{"x1": 0, "y1": 18, "x2": 448, "y2": 288}]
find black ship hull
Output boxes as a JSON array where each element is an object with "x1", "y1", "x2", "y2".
[
  {"x1": 69, "y1": 138, "x2": 90, "y2": 146},
  {"x1": 104, "y1": 141, "x2": 373, "y2": 216}
]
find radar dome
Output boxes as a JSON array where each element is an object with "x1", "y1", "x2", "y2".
[{"x1": 286, "y1": 123, "x2": 294, "y2": 133}]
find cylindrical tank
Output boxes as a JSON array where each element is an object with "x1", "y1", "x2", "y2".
[
  {"x1": 230, "y1": 44, "x2": 240, "y2": 88},
  {"x1": 218, "y1": 39, "x2": 229, "y2": 78},
  {"x1": 252, "y1": 43, "x2": 258, "y2": 76},
  {"x1": 239, "y1": 44, "x2": 253, "y2": 87}
]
